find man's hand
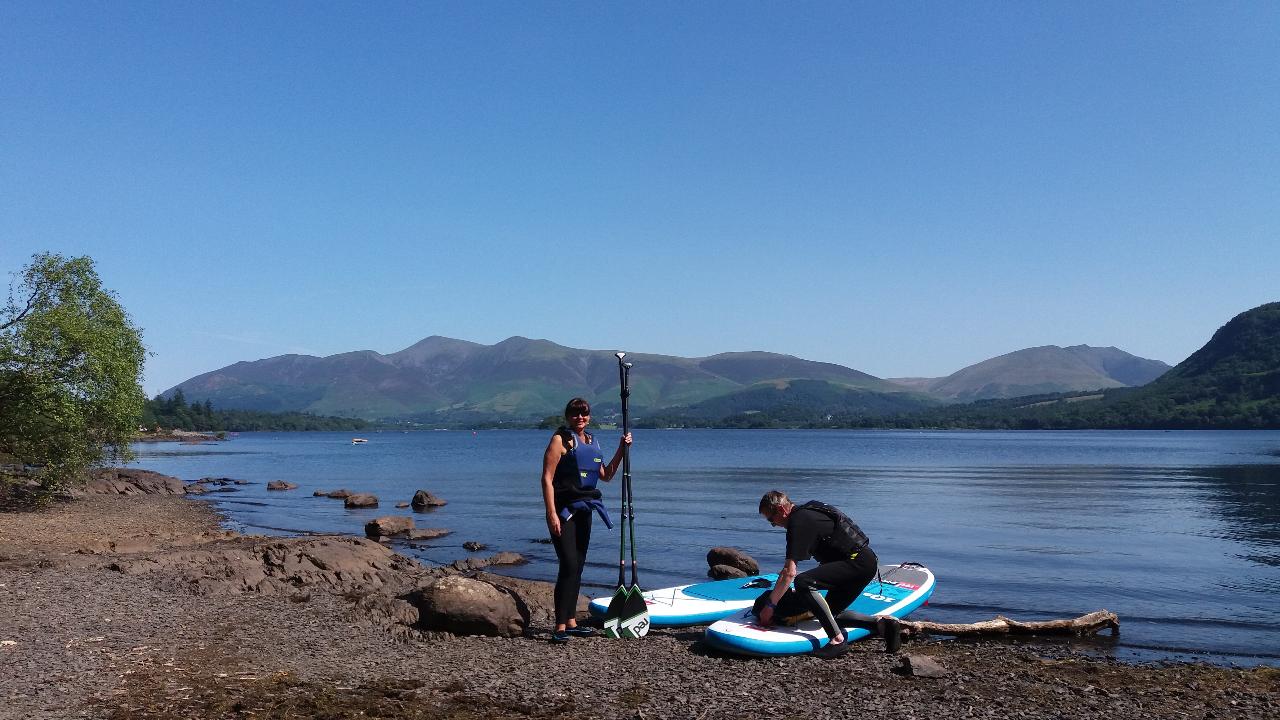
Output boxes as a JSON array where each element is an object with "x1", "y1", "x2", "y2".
[{"x1": 758, "y1": 605, "x2": 775, "y2": 626}]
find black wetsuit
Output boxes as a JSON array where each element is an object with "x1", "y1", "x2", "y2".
[
  {"x1": 772, "y1": 502, "x2": 878, "y2": 624},
  {"x1": 549, "y1": 429, "x2": 605, "y2": 626}
]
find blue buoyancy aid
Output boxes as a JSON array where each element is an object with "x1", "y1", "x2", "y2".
[{"x1": 552, "y1": 427, "x2": 606, "y2": 505}]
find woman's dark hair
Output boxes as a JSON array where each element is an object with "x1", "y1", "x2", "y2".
[{"x1": 564, "y1": 397, "x2": 591, "y2": 419}]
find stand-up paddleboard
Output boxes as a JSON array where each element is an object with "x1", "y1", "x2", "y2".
[
  {"x1": 590, "y1": 574, "x2": 781, "y2": 627},
  {"x1": 703, "y1": 563, "x2": 935, "y2": 657}
]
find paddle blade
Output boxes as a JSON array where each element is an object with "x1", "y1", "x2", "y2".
[
  {"x1": 601, "y1": 586, "x2": 630, "y2": 639},
  {"x1": 618, "y1": 583, "x2": 651, "y2": 638}
]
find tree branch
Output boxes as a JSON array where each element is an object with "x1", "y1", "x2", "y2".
[{"x1": 901, "y1": 610, "x2": 1120, "y2": 638}]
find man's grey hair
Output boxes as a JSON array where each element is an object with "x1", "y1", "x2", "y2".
[{"x1": 759, "y1": 490, "x2": 791, "y2": 516}]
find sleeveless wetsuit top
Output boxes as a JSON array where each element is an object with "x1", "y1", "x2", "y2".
[{"x1": 551, "y1": 427, "x2": 605, "y2": 509}]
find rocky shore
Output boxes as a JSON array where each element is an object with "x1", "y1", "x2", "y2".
[{"x1": 1, "y1": 478, "x2": 1275, "y2": 719}]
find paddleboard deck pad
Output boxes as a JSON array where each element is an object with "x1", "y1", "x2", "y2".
[
  {"x1": 703, "y1": 563, "x2": 935, "y2": 656},
  {"x1": 590, "y1": 574, "x2": 781, "y2": 627}
]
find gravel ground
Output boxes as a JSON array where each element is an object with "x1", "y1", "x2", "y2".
[{"x1": 1, "y1": 494, "x2": 1276, "y2": 720}]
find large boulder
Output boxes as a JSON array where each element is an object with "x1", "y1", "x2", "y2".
[
  {"x1": 345, "y1": 493, "x2": 378, "y2": 509},
  {"x1": 411, "y1": 490, "x2": 447, "y2": 509},
  {"x1": 83, "y1": 469, "x2": 186, "y2": 496},
  {"x1": 266, "y1": 480, "x2": 298, "y2": 491},
  {"x1": 409, "y1": 575, "x2": 528, "y2": 637},
  {"x1": 471, "y1": 571, "x2": 587, "y2": 626},
  {"x1": 364, "y1": 516, "x2": 414, "y2": 538},
  {"x1": 707, "y1": 546, "x2": 759, "y2": 575}
]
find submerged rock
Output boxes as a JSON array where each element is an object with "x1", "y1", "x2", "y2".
[
  {"x1": 364, "y1": 516, "x2": 414, "y2": 538},
  {"x1": 411, "y1": 490, "x2": 447, "y2": 509},
  {"x1": 345, "y1": 494, "x2": 378, "y2": 509}
]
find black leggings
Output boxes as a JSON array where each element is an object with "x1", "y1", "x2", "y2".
[{"x1": 550, "y1": 509, "x2": 592, "y2": 625}]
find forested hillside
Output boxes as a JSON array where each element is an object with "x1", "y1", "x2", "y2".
[{"x1": 141, "y1": 391, "x2": 370, "y2": 432}]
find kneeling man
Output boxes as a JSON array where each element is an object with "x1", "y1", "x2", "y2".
[{"x1": 756, "y1": 490, "x2": 899, "y2": 658}]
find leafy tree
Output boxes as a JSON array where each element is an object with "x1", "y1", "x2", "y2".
[
  {"x1": 1, "y1": 253, "x2": 146, "y2": 502},
  {"x1": 140, "y1": 395, "x2": 370, "y2": 432}
]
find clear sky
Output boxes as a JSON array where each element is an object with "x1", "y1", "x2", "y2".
[{"x1": 3, "y1": 2, "x2": 1277, "y2": 397}]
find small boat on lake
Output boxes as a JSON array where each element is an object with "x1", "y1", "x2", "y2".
[{"x1": 351, "y1": 438, "x2": 368, "y2": 444}]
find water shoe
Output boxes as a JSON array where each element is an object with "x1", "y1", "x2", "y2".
[{"x1": 813, "y1": 640, "x2": 851, "y2": 659}]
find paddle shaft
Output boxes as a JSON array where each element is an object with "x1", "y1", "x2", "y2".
[
  {"x1": 615, "y1": 356, "x2": 629, "y2": 589},
  {"x1": 622, "y1": 362, "x2": 639, "y2": 588}
]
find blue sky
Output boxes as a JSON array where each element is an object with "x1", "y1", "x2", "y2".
[{"x1": 3, "y1": 2, "x2": 1277, "y2": 396}]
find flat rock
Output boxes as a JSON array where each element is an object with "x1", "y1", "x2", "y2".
[
  {"x1": 266, "y1": 481, "x2": 298, "y2": 491},
  {"x1": 81, "y1": 469, "x2": 186, "y2": 496},
  {"x1": 108, "y1": 535, "x2": 424, "y2": 597},
  {"x1": 407, "y1": 528, "x2": 451, "y2": 541},
  {"x1": 899, "y1": 654, "x2": 949, "y2": 678}
]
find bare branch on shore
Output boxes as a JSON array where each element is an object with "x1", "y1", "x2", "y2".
[{"x1": 902, "y1": 610, "x2": 1120, "y2": 638}]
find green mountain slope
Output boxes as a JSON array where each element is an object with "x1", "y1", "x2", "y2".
[
  {"x1": 895, "y1": 345, "x2": 1170, "y2": 401},
  {"x1": 879, "y1": 303, "x2": 1280, "y2": 429},
  {"x1": 168, "y1": 338, "x2": 895, "y2": 422}
]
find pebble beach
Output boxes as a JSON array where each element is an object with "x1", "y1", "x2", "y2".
[{"x1": 1, "y1": 485, "x2": 1276, "y2": 720}]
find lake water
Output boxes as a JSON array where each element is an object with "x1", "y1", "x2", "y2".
[{"x1": 127, "y1": 429, "x2": 1280, "y2": 667}]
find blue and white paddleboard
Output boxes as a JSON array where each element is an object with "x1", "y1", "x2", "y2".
[
  {"x1": 589, "y1": 574, "x2": 780, "y2": 628},
  {"x1": 703, "y1": 563, "x2": 935, "y2": 657}
]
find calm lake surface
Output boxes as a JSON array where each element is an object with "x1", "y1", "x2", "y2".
[{"x1": 128, "y1": 429, "x2": 1280, "y2": 666}]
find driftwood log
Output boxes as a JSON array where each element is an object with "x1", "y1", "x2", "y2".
[{"x1": 901, "y1": 610, "x2": 1119, "y2": 638}]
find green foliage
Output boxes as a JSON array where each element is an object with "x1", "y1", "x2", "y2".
[
  {"x1": 1, "y1": 253, "x2": 146, "y2": 502},
  {"x1": 142, "y1": 395, "x2": 370, "y2": 432}
]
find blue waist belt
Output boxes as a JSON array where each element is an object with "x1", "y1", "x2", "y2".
[{"x1": 559, "y1": 499, "x2": 613, "y2": 529}]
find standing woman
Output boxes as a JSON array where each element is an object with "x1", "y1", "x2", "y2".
[{"x1": 541, "y1": 397, "x2": 632, "y2": 643}]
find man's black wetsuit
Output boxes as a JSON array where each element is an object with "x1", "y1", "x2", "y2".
[{"x1": 770, "y1": 501, "x2": 878, "y2": 630}]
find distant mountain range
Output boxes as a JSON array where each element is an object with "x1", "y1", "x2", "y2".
[
  {"x1": 880, "y1": 302, "x2": 1280, "y2": 430},
  {"x1": 167, "y1": 336, "x2": 1169, "y2": 424},
  {"x1": 887, "y1": 345, "x2": 1171, "y2": 401}
]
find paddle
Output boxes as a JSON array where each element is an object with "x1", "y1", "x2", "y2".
[
  {"x1": 602, "y1": 352, "x2": 633, "y2": 638},
  {"x1": 602, "y1": 352, "x2": 649, "y2": 639},
  {"x1": 617, "y1": 358, "x2": 649, "y2": 637}
]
